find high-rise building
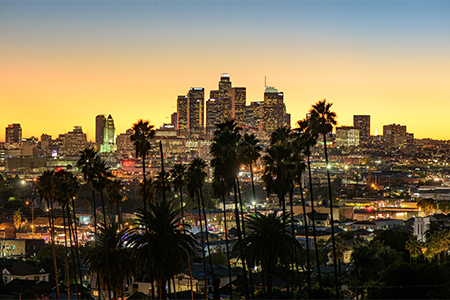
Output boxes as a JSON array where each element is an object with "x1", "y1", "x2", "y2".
[
  {"x1": 177, "y1": 95, "x2": 188, "y2": 136},
  {"x1": 100, "y1": 115, "x2": 117, "y2": 153},
  {"x1": 353, "y1": 115, "x2": 370, "y2": 141},
  {"x1": 335, "y1": 126, "x2": 360, "y2": 147},
  {"x1": 229, "y1": 87, "x2": 246, "y2": 127},
  {"x1": 187, "y1": 88, "x2": 205, "y2": 136},
  {"x1": 95, "y1": 115, "x2": 106, "y2": 146},
  {"x1": 383, "y1": 123, "x2": 413, "y2": 147},
  {"x1": 246, "y1": 101, "x2": 263, "y2": 131},
  {"x1": 5, "y1": 124, "x2": 22, "y2": 143},
  {"x1": 171, "y1": 112, "x2": 178, "y2": 129},
  {"x1": 64, "y1": 126, "x2": 87, "y2": 156},
  {"x1": 263, "y1": 86, "x2": 287, "y2": 133},
  {"x1": 218, "y1": 74, "x2": 232, "y2": 121},
  {"x1": 116, "y1": 129, "x2": 134, "y2": 153},
  {"x1": 206, "y1": 98, "x2": 223, "y2": 137}
]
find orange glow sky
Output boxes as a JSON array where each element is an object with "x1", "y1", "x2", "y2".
[{"x1": 1, "y1": 1, "x2": 449, "y2": 141}]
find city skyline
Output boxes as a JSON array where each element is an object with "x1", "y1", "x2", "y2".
[{"x1": 1, "y1": 1, "x2": 449, "y2": 141}]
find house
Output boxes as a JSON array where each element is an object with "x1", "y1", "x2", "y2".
[
  {"x1": 0, "y1": 238, "x2": 45, "y2": 257},
  {"x1": 351, "y1": 221, "x2": 375, "y2": 232},
  {"x1": 2, "y1": 262, "x2": 49, "y2": 284},
  {"x1": 306, "y1": 210, "x2": 330, "y2": 227}
]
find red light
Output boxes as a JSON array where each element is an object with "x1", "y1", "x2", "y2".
[{"x1": 123, "y1": 160, "x2": 135, "y2": 167}]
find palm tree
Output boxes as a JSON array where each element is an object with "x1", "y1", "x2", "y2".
[
  {"x1": 91, "y1": 157, "x2": 112, "y2": 224},
  {"x1": 105, "y1": 179, "x2": 124, "y2": 226},
  {"x1": 309, "y1": 99, "x2": 339, "y2": 296},
  {"x1": 405, "y1": 236, "x2": 423, "y2": 262},
  {"x1": 187, "y1": 158, "x2": 216, "y2": 298},
  {"x1": 296, "y1": 117, "x2": 323, "y2": 288},
  {"x1": 130, "y1": 119, "x2": 155, "y2": 213},
  {"x1": 236, "y1": 212, "x2": 300, "y2": 298},
  {"x1": 170, "y1": 164, "x2": 187, "y2": 220},
  {"x1": 154, "y1": 170, "x2": 171, "y2": 201},
  {"x1": 237, "y1": 133, "x2": 262, "y2": 202},
  {"x1": 76, "y1": 147, "x2": 102, "y2": 300},
  {"x1": 36, "y1": 170, "x2": 60, "y2": 300},
  {"x1": 130, "y1": 201, "x2": 196, "y2": 299},
  {"x1": 290, "y1": 131, "x2": 312, "y2": 292},
  {"x1": 85, "y1": 222, "x2": 135, "y2": 300},
  {"x1": 210, "y1": 121, "x2": 242, "y2": 293}
]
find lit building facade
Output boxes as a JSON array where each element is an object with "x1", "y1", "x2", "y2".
[
  {"x1": 63, "y1": 126, "x2": 87, "y2": 156},
  {"x1": 100, "y1": 115, "x2": 117, "y2": 153},
  {"x1": 5, "y1": 124, "x2": 22, "y2": 144},
  {"x1": 187, "y1": 88, "x2": 205, "y2": 136},
  {"x1": 206, "y1": 98, "x2": 223, "y2": 137},
  {"x1": 353, "y1": 115, "x2": 370, "y2": 141},
  {"x1": 229, "y1": 87, "x2": 246, "y2": 127},
  {"x1": 95, "y1": 115, "x2": 106, "y2": 147},
  {"x1": 177, "y1": 95, "x2": 188, "y2": 136},
  {"x1": 263, "y1": 86, "x2": 287, "y2": 133},
  {"x1": 335, "y1": 126, "x2": 360, "y2": 147}
]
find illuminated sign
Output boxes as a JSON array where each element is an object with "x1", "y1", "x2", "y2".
[{"x1": 123, "y1": 160, "x2": 135, "y2": 167}]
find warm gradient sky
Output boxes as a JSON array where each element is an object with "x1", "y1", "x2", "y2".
[{"x1": 1, "y1": 1, "x2": 449, "y2": 142}]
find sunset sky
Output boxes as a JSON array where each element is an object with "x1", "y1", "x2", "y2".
[{"x1": 1, "y1": 1, "x2": 449, "y2": 142}]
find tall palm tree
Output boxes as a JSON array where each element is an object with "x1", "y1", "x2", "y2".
[
  {"x1": 309, "y1": 99, "x2": 339, "y2": 296},
  {"x1": 236, "y1": 212, "x2": 300, "y2": 298},
  {"x1": 85, "y1": 222, "x2": 136, "y2": 300},
  {"x1": 210, "y1": 121, "x2": 242, "y2": 293},
  {"x1": 187, "y1": 158, "x2": 216, "y2": 298},
  {"x1": 130, "y1": 201, "x2": 196, "y2": 299},
  {"x1": 170, "y1": 164, "x2": 187, "y2": 220},
  {"x1": 237, "y1": 133, "x2": 262, "y2": 202},
  {"x1": 105, "y1": 179, "x2": 124, "y2": 226},
  {"x1": 290, "y1": 131, "x2": 312, "y2": 292},
  {"x1": 296, "y1": 118, "x2": 322, "y2": 288},
  {"x1": 53, "y1": 170, "x2": 73, "y2": 297},
  {"x1": 37, "y1": 170, "x2": 60, "y2": 300},
  {"x1": 154, "y1": 170, "x2": 171, "y2": 202},
  {"x1": 76, "y1": 147, "x2": 102, "y2": 300},
  {"x1": 91, "y1": 157, "x2": 112, "y2": 224},
  {"x1": 130, "y1": 119, "x2": 155, "y2": 213}
]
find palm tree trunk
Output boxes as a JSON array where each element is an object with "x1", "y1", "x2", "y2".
[
  {"x1": 99, "y1": 191, "x2": 112, "y2": 300},
  {"x1": 221, "y1": 192, "x2": 233, "y2": 298},
  {"x1": 116, "y1": 202, "x2": 121, "y2": 227},
  {"x1": 195, "y1": 191, "x2": 208, "y2": 299},
  {"x1": 100, "y1": 191, "x2": 107, "y2": 224},
  {"x1": 70, "y1": 197, "x2": 83, "y2": 296},
  {"x1": 62, "y1": 205, "x2": 70, "y2": 300},
  {"x1": 66, "y1": 204, "x2": 79, "y2": 300},
  {"x1": 47, "y1": 198, "x2": 60, "y2": 300},
  {"x1": 187, "y1": 252, "x2": 194, "y2": 300},
  {"x1": 199, "y1": 190, "x2": 218, "y2": 299},
  {"x1": 289, "y1": 189, "x2": 297, "y2": 298},
  {"x1": 159, "y1": 141, "x2": 167, "y2": 204},
  {"x1": 233, "y1": 180, "x2": 249, "y2": 299},
  {"x1": 250, "y1": 161, "x2": 256, "y2": 202},
  {"x1": 298, "y1": 173, "x2": 311, "y2": 294},
  {"x1": 307, "y1": 153, "x2": 322, "y2": 288},
  {"x1": 236, "y1": 178, "x2": 254, "y2": 297},
  {"x1": 180, "y1": 187, "x2": 184, "y2": 220},
  {"x1": 91, "y1": 189, "x2": 102, "y2": 300},
  {"x1": 323, "y1": 133, "x2": 340, "y2": 298},
  {"x1": 142, "y1": 156, "x2": 147, "y2": 213}
]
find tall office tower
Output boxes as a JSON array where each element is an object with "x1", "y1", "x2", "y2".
[
  {"x1": 218, "y1": 74, "x2": 232, "y2": 121},
  {"x1": 64, "y1": 126, "x2": 87, "y2": 156},
  {"x1": 95, "y1": 115, "x2": 106, "y2": 146},
  {"x1": 247, "y1": 101, "x2": 263, "y2": 131},
  {"x1": 100, "y1": 115, "x2": 117, "y2": 153},
  {"x1": 177, "y1": 95, "x2": 188, "y2": 136},
  {"x1": 116, "y1": 129, "x2": 134, "y2": 152},
  {"x1": 210, "y1": 90, "x2": 219, "y2": 99},
  {"x1": 263, "y1": 86, "x2": 287, "y2": 133},
  {"x1": 206, "y1": 98, "x2": 223, "y2": 137},
  {"x1": 5, "y1": 124, "x2": 22, "y2": 143},
  {"x1": 353, "y1": 115, "x2": 370, "y2": 141},
  {"x1": 335, "y1": 126, "x2": 360, "y2": 147},
  {"x1": 229, "y1": 87, "x2": 246, "y2": 127},
  {"x1": 171, "y1": 112, "x2": 178, "y2": 129},
  {"x1": 187, "y1": 87, "x2": 205, "y2": 136}
]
